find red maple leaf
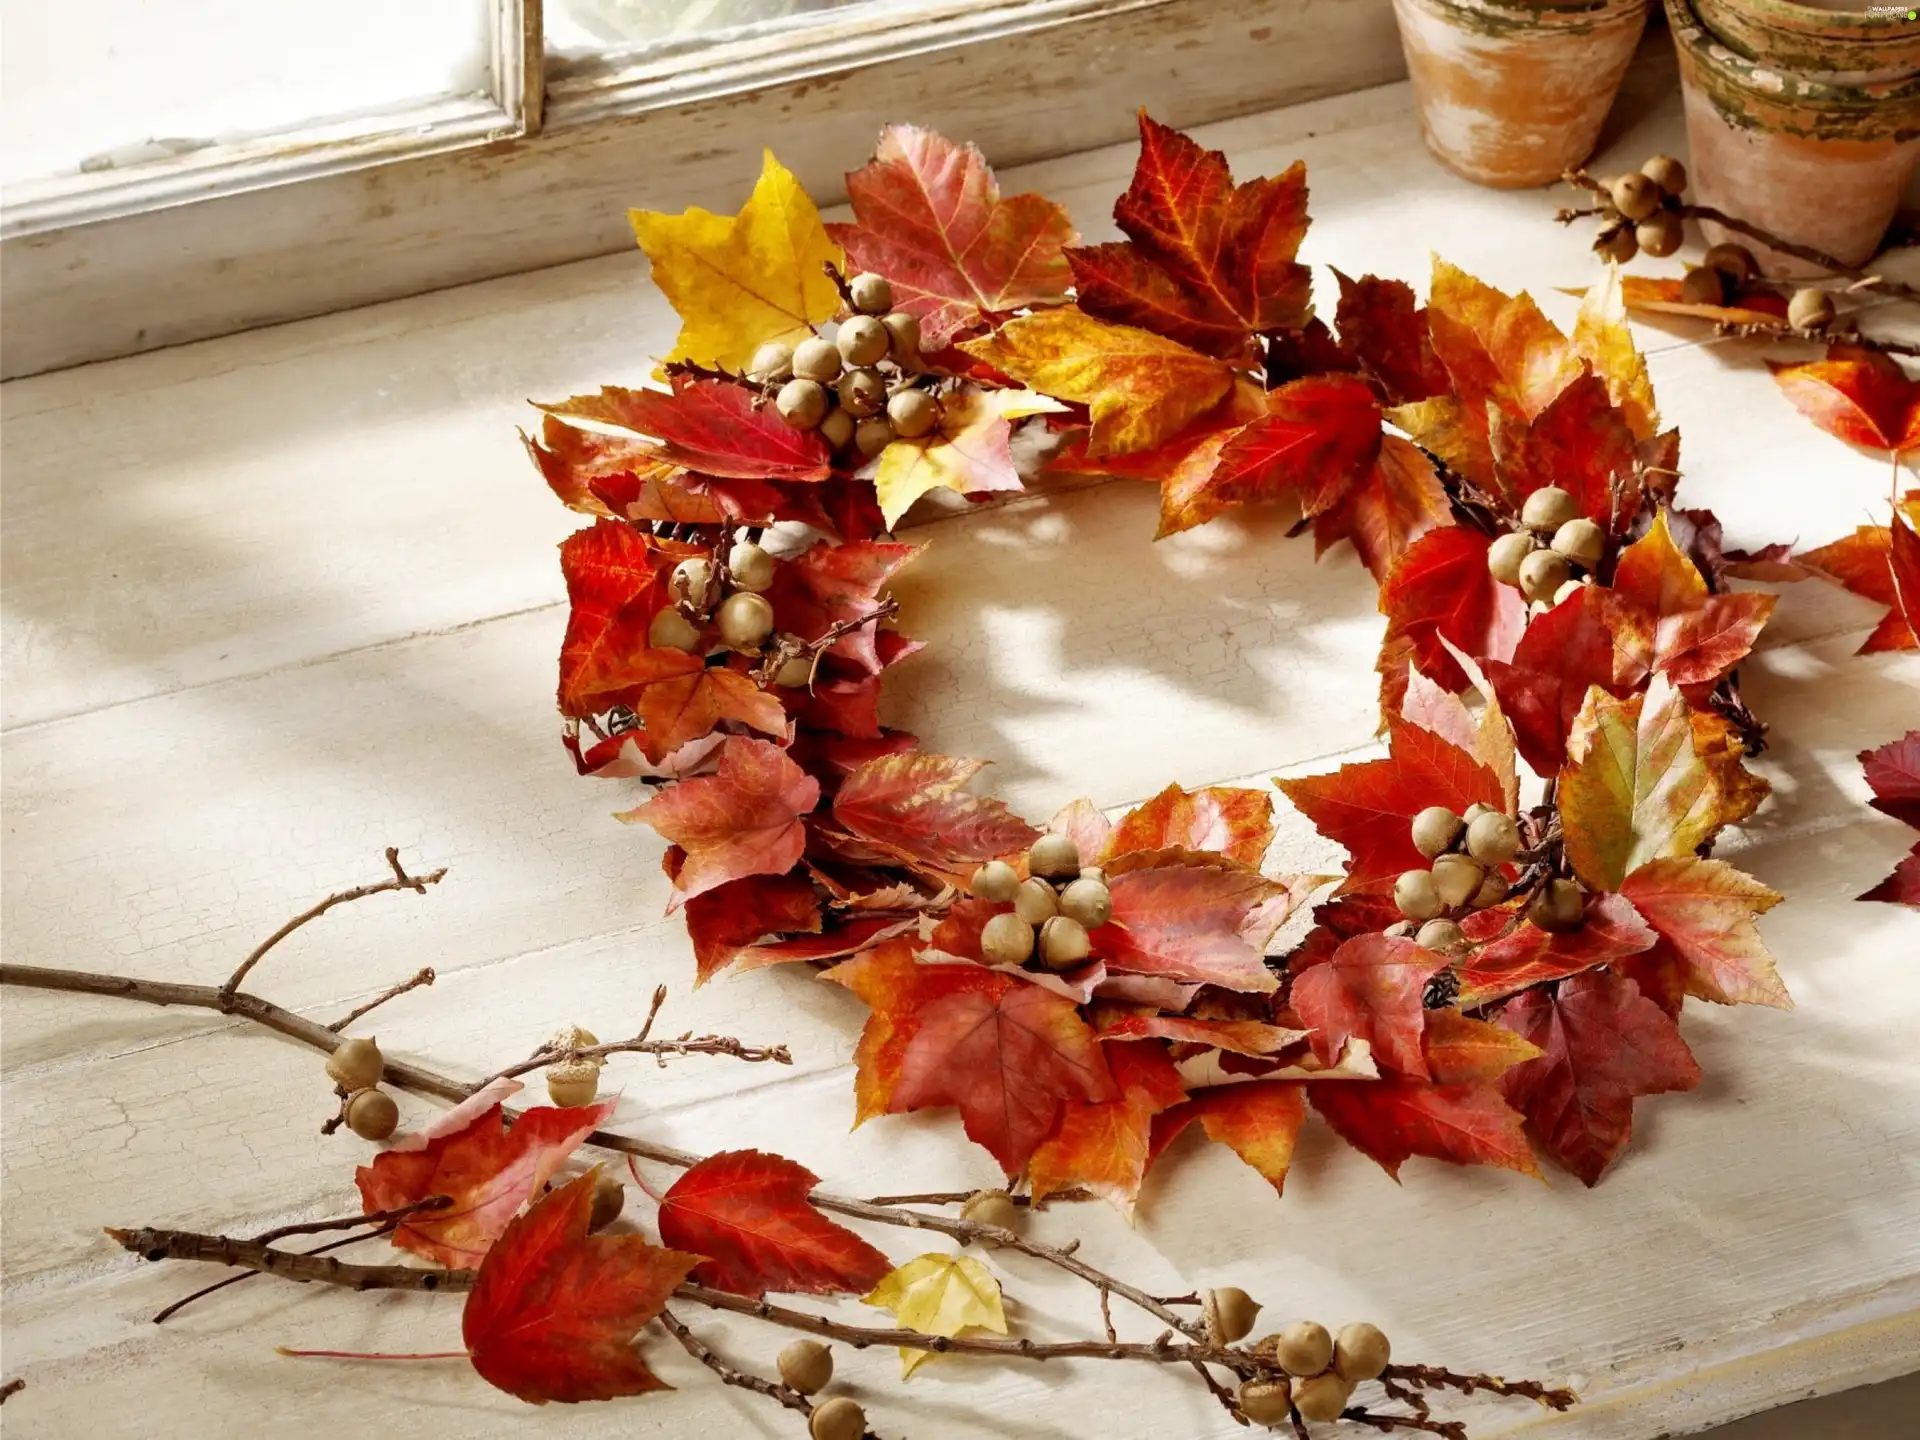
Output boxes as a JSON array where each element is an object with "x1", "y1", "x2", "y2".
[
  {"x1": 1455, "y1": 892, "x2": 1657, "y2": 1006},
  {"x1": 1312, "y1": 435, "x2": 1454, "y2": 584},
  {"x1": 1149, "y1": 1081, "x2": 1307, "y2": 1195},
  {"x1": 1028, "y1": 1039, "x2": 1189, "y2": 1212},
  {"x1": 1768, "y1": 343, "x2": 1920, "y2": 455},
  {"x1": 1092, "y1": 858, "x2": 1282, "y2": 992},
  {"x1": 631, "y1": 665, "x2": 789, "y2": 763},
  {"x1": 1277, "y1": 719, "x2": 1505, "y2": 895},
  {"x1": 1799, "y1": 503, "x2": 1920, "y2": 653},
  {"x1": 462, "y1": 1172, "x2": 699, "y2": 1404},
  {"x1": 621, "y1": 737, "x2": 821, "y2": 904},
  {"x1": 683, "y1": 872, "x2": 822, "y2": 985},
  {"x1": 764, "y1": 538, "x2": 921, "y2": 674},
  {"x1": 1289, "y1": 933, "x2": 1447, "y2": 1079},
  {"x1": 1483, "y1": 585, "x2": 1624, "y2": 775},
  {"x1": 542, "y1": 381, "x2": 832, "y2": 481},
  {"x1": 356, "y1": 1101, "x2": 613, "y2": 1268},
  {"x1": 1107, "y1": 783, "x2": 1274, "y2": 866},
  {"x1": 556, "y1": 520, "x2": 705, "y2": 718},
  {"x1": 1486, "y1": 370, "x2": 1639, "y2": 519},
  {"x1": 1375, "y1": 526, "x2": 1528, "y2": 698},
  {"x1": 1617, "y1": 856, "x2": 1789, "y2": 1007},
  {"x1": 1602, "y1": 511, "x2": 1776, "y2": 685},
  {"x1": 831, "y1": 752, "x2": 1040, "y2": 874},
  {"x1": 1859, "y1": 729, "x2": 1920, "y2": 906},
  {"x1": 830, "y1": 124, "x2": 1077, "y2": 346},
  {"x1": 655, "y1": 1150, "x2": 890, "y2": 1298},
  {"x1": 1862, "y1": 845, "x2": 1920, "y2": 907},
  {"x1": 1093, "y1": 1011, "x2": 1305, "y2": 1057},
  {"x1": 1068, "y1": 112, "x2": 1310, "y2": 358},
  {"x1": 1332, "y1": 270, "x2": 1449, "y2": 405},
  {"x1": 1495, "y1": 969, "x2": 1700, "y2": 1185},
  {"x1": 1308, "y1": 1078, "x2": 1537, "y2": 1180}
]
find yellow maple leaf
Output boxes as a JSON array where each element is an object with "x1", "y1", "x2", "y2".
[
  {"x1": 1573, "y1": 263, "x2": 1659, "y2": 442},
  {"x1": 960, "y1": 308, "x2": 1233, "y2": 459},
  {"x1": 630, "y1": 150, "x2": 844, "y2": 371},
  {"x1": 862, "y1": 1252, "x2": 1009, "y2": 1376},
  {"x1": 871, "y1": 388, "x2": 1067, "y2": 528}
]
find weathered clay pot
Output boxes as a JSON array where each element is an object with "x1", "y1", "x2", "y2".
[
  {"x1": 1391, "y1": 0, "x2": 1652, "y2": 188},
  {"x1": 1668, "y1": 0, "x2": 1920, "y2": 270}
]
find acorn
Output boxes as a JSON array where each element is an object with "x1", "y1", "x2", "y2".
[
  {"x1": 1551, "y1": 517, "x2": 1606, "y2": 571},
  {"x1": 747, "y1": 339, "x2": 794, "y2": 383},
  {"x1": 809, "y1": 1396, "x2": 866, "y2": 1440},
  {"x1": 837, "y1": 367, "x2": 888, "y2": 420},
  {"x1": 671, "y1": 557, "x2": 716, "y2": 610},
  {"x1": 648, "y1": 606, "x2": 702, "y2": 653},
  {"x1": 326, "y1": 1037, "x2": 385, "y2": 1090},
  {"x1": 960, "y1": 1187, "x2": 1021, "y2": 1231},
  {"x1": 1473, "y1": 871, "x2": 1511, "y2": 909},
  {"x1": 1487, "y1": 530, "x2": 1538, "y2": 587},
  {"x1": 1641, "y1": 154, "x2": 1688, "y2": 197},
  {"x1": 589, "y1": 1172, "x2": 626, "y2": 1231},
  {"x1": 1679, "y1": 265, "x2": 1727, "y2": 308},
  {"x1": 1430, "y1": 853, "x2": 1485, "y2": 909},
  {"x1": 716, "y1": 591, "x2": 776, "y2": 651},
  {"x1": 345, "y1": 1087, "x2": 399, "y2": 1141},
  {"x1": 1521, "y1": 486, "x2": 1579, "y2": 533},
  {"x1": 971, "y1": 859, "x2": 1021, "y2": 902},
  {"x1": 849, "y1": 272, "x2": 894, "y2": 315},
  {"x1": 1609, "y1": 172, "x2": 1662, "y2": 223},
  {"x1": 1292, "y1": 1372, "x2": 1356, "y2": 1423},
  {"x1": 1465, "y1": 811, "x2": 1521, "y2": 866},
  {"x1": 1028, "y1": 833, "x2": 1081, "y2": 879},
  {"x1": 1058, "y1": 876, "x2": 1113, "y2": 929},
  {"x1": 818, "y1": 407, "x2": 856, "y2": 452},
  {"x1": 1013, "y1": 875, "x2": 1060, "y2": 925},
  {"x1": 1411, "y1": 805, "x2": 1463, "y2": 859},
  {"x1": 1702, "y1": 242, "x2": 1759, "y2": 285},
  {"x1": 1518, "y1": 548, "x2": 1573, "y2": 606},
  {"x1": 1273, "y1": 1320, "x2": 1335, "y2": 1378},
  {"x1": 1393, "y1": 869, "x2": 1442, "y2": 922},
  {"x1": 1415, "y1": 918, "x2": 1466, "y2": 955},
  {"x1": 773, "y1": 650, "x2": 815, "y2": 689},
  {"x1": 1204, "y1": 1286, "x2": 1262, "y2": 1344},
  {"x1": 1530, "y1": 877, "x2": 1588, "y2": 933},
  {"x1": 1333, "y1": 1322, "x2": 1392, "y2": 1383},
  {"x1": 1238, "y1": 1378, "x2": 1294, "y2": 1427},
  {"x1": 1079, "y1": 866, "x2": 1107, "y2": 885},
  {"x1": 1788, "y1": 287, "x2": 1836, "y2": 332},
  {"x1": 981, "y1": 911, "x2": 1036, "y2": 966},
  {"x1": 776, "y1": 377, "x2": 829, "y2": 430},
  {"x1": 792, "y1": 336, "x2": 843, "y2": 384},
  {"x1": 854, "y1": 416, "x2": 897, "y2": 457},
  {"x1": 1636, "y1": 212, "x2": 1684, "y2": 258},
  {"x1": 1599, "y1": 226, "x2": 1639, "y2": 264},
  {"x1": 1463, "y1": 802, "x2": 1498, "y2": 824},
  {"x1": 546, "y1": 1058, "x2": 600, "y2": 1108},
  {"x1": 838, "y1": 315, "x2": 891, "y2": 367},
  {"x1": 728, "y1": 540, "x2": 775, "y2": 593},
  {"x1": 882, "y1": 311, "x2": 921, "y2": 359},
  {"x1": 1383, "y1": 919, "x2": 1415, "y2": 939},
  {"x1": 1553, "y1": 578, "x2": 1587, "y2": 607},
  {"x1": 888, "y1": 387, "x2": 941, "y2": 440},
  {"x1": 778, "y1": 1338, "x2": 834, "y2": 1395},
  {"x1": 1038, "y1": 915, "x2": 1091, "y2": 970}
]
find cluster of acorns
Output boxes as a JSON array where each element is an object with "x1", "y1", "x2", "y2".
[
  {"x1": 1199, "y1": 1287, "x2": 1392, "y2": 1426},
  {"x1": 1486, "y1": 485, "x2": 1604, "y2": 611},
  {"x1": 751, "y1": 272, "x2": 941, "y2": 459},
  {"x1": 970, "y1": 834, "x2": 1112, "y2": 971},
  {"x1": 648, "y1": 538, "x2": 814, "y2": 687},
  {"x1": 1388, "y1": 804, "x2": 1522, "y2": 955},
  {"x1": 1590, "y1": 154, "x2": 1689, "y2": 263},
  {"x1": 543, "y1": 1023, "x2": 606, "y2": 1107},
  {"x1": 766, "y1": 1339, "x2": 864, "y2": 1440},
  {"x1": 325, "y1": 1037, "x2": 400, "y2": 1140},
  {"x1": 1675, "y1": 239, "x2": 1837, "y2": 333}
]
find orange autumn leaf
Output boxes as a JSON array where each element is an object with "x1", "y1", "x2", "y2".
[
  {"x1": 632, "y1": 665, "x2": 788, "y2": 764},
  {"x1": 1091, "y1": 858, "x2": 1283, "y2": 993},
  {"x1": 1028, "y1": 1038, "x2": 1188, "y2": 1213},
  {"x1": 1799, "y1": 501, "x2": 1920, "y2": 653},
  {"x1": 1615, "y1": 273, "x2": 1790, "y2": 330},
  {"x1": 1093, "y1": 1010, "x2": 1307, "y2": 1057},
  {"x1": 1289, "y1": 933, "x2": 1447, "y2": 1080},
  {"x1": 683, "y1": 872, "x2": 822, "y2": 985},
  {"x1": 1486, "y1": 369, "x2": 1639, "y2": 519},
  {"x1": 1149, "y1": 1081, "x2": 1308, "y2": 1196},
  {"x1": 1313, "y1": 434, "x2": 1454, "y2": 584},
  {"x1": 1572, "y1": 265, "x2": 1659, "y2": 441},
  {"x1": 1308, "y1": 1077, "x2": 1538, "y2": 1180},
  {"x1": 1455, "y1": 892, "x2": 1658, "y2": 1007},
  {"x1": 1617, "y1": 856, "x2": 1790, "y2": 1009},
  {"x1": 765, "y1": 538, "x2": 922, "y2": 675},
  {"x1": 831, "y1": 752, "x2": 1040, "y2": 874},
  {"x1": 1769, "y1": 343, "x2": 1920, "y2": 455},
  {"x1": 1107, "y1": 782, "x2": 1275, "y2": 867},
  {"x1": 620, "y1": 736, "x2": 820, "y2": 904},
  {"x1": 463, "y1": 1172, "x2": 699, "y2": 1404},
  {"x1": 1420, "y1": 1010, "x2": 1541, "y2": 1084},
  {"x1": 555, "y1": 520, "x2": 705, "y2": 718},
  {"x1": 1602, "y1": 510, "x2": 1776, "y2": 687},
  {"x1": 541, "y1": 381, "x2": 832, "y2": 482}
]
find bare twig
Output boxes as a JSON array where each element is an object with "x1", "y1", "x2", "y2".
[
  {"x1": 660, "y1": 359, "x2": 762, "y2": 393},
  {"x1": 153, "y1": 1214, "x2": 418, "y2": 1324},
  {"x1": 658, "y1": 1309, "x2": 820, "y2": 1422},
  {"x1": 1343, "y1": 1410, "x2": 1467, "y2": 1440},
  {"x1": 1385, "y1": 1364, "x2": 1578, "y2": 1411},
  {"x1": 329, "y1": 967, "x2": 436, "y2": 1032},
  {"x1": 250, "y1": 1197, "x2": 451, "y2": 1247}
]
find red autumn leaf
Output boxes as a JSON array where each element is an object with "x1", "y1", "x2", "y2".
[
  {"x1": 542, "y1": 381, "x2": 832, "y2": 481},
  {"x1": 524, "y1": 415, "x2": 679, "y2": 518},
  {"x1": 1799, "y1": 505, "x2": 1920, "y2": 653},
  {"x1": 1496, "y1": 969, "x2": 1701, "y2": 1185},
  {"x1": 1768, "y1": 343, "x2": 1920, "y2": 454},
  {"x1": 1484, "y1": 585, "x2": 1625, "y2": 775},
  {"x1": 1149, "y1": 1081, "x2": 1307, "y2": 1195},
  {"x1": 1094, "y1": 1011, "x2": 1305, "y2": 1058},
  {"x1": 1420, "y1": 1009, "x2": 1542, "y2": 1084},
  {"x1": 621, "y1": 737, "x2": 821, "y2": 904},
  {"x1": 1617, "y1": 857, "x2": 1788, "y2": 1007},
  {"x1": 1616, "y1": 274, "x2": 1789, "y2": 329},
  {"x1": 556, "y1": 520, "x2": 706, "y2": 718},
  {"x1": 830, "y1": 124, "x2": 1077, "y2": 347},
  {"x1": 1050, "y1": 375, "x2": 1268, "y2": 489},
  {"x1": 1487, "y1": 369, "x2": 1639, "y2": 518},
  {"x1": 1862, "y1": 844, "x2": 1920, "y2": 907},
  {"x1": 356, "y1": 1101, "x2": 613, "y2": 1268},
  {"x1": 462, "y1": 1172, "x2": 699, "y2": 1405},
  {"x1": 831, "y1": 752, "x2": 1039, "y2": 873},
  {"x1": 1862, "y1": 730, "x2": 1920, "y2": 827},
  {"x1": 1602, "y1": 511, "x2": 1776, "y2": 685},
  {"x1": 1313, "y1": 434, "x2": 1454, "y2": 584},
  {"x1": 765, "y1": 538, "x2": 921, "y2": 674},
  {"x1": 1333, "y1": 270, "x2": 1449, "y2": 405},
  {"x1": 1289, "y1": 934, "x2": 1446, "y2": 1079},
  {"x1": 1091, "y1": 860, "x2": 1282, "y2": 992},
  {"x1": 827, "y1": 943, "x2": 1115, "y2": 1174},
  {"x1": 1277, "y1": 719, "x2": 1505, "y2": 895},
  {"x1": 1107, "y1": 782, "x2": 1275, "y2": 866},
  {"x1": 1308, "y1": 1077, "x2": 1538, "y2": 1180},
  {"x1": 629, "y1": 665, "x2": 789, "y2": 763},
  {"x1": 1375, "y1": 525, "x2": 1528, "y2": 697},
  {"x1": 1068, "y1": 112, "x2": 1310, "y2": 357},
  {"x1": 656, "y1": 1150, "x2": 890, "y2": 1298},
  {"x1": 1455, "y1": 892, "x2": 1658, "y2": 1006},
  {"x1": 1028, "y1": 1039, "x2": 1188, "y2": 1212},
  {"x1": 1424, "y1": 258, "x2": 1580, "y2": 432},
  {"x1": 684, "y1": 872, "x2": 822, "y2": 985}
]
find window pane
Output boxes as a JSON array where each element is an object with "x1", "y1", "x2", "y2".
[
  {"x1": 549, "y1": 0, "x2": 922, "y2": 56},
  {"x1": 1, "y1": 0, "x2": 494, "y2": 187}
]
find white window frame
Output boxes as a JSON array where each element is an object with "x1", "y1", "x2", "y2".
[{"x1": 0, "y1": 0, "x2": 1404, "y2": 379}]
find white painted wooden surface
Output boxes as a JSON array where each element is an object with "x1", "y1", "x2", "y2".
[{"x1": 4, "y1": 62, "x2": 1919, "y2": 1440}]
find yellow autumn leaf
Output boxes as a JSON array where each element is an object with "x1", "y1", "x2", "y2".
[
  {"x1": 862, "y1": 1252, "x2": 1009, "y2": 1376},
  {"x1": 630, "y1": 150, "x2": 844, "y2": 371},
  {"x1": 871, "y1": 388, "x2": 1067, "y2": 528},
  {"x1": 960, "y1": 308, "x2": 1232, "y2": 459},
  {"x1": 1573, "y1": 264, "x2": 1659, "y2": 442}
]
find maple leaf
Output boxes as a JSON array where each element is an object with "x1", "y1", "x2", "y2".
[
  {"x1": 631, "y1": 666, "x2": 789, "y2": 764},
  {"x1": 656, "y1": 1150, "x2": 889, "y2": 1298},
  {"x1": 1107, "y1": 783, "x2": 1274, "y2": 866},
  {"x1": 620, "y1": 737, "x2": 821, "y2": 905},
  {"x1": 1559, "y1": 676, "x2": 1734, "y2": 892},
  {"x1": 1332, "y1": 270, "x2": 1449, "y2": 406},
  {"x1": 1313, "y1": 434, "x2": 1453, "y2": 584},
  {"x1": 1290, "y1": 934, "x2": 1447, "y2": 1079},
  {"x1": 1048, "y1": 375, "x2": 1267, "y2": 491},
  {"x1": 1028, "y1": 1039, "x2": 1188, "y2": 1213},
  {"x1": 1484, "y1": 585, "x2": 1626, "y2": 775},
  {"x1": 541, "y1": 382, "x2": 832, "y2": 482},
  {"x1": 1769, "y1": 342, "x2": 1920, "y2": 455},
  {"x1": 1618, "y1": 857, "x2": 1790, "y2": 1008},
  {"x1": 1092, "y1": 859, "x2": 1282, "y2": 992},
  {"x1": 630, "y1": 149, "x2": 844, "y2": 371},
  {"x1": 1486, "y1": 369, "x2": 1639, "y2": 519},
  {"x1": 356, "y1": 1101, "x2": 613, "y2": 1268},
  {"x1": 863, "y1": 1253, "x2": 1009, "y2": 1377},
  {"x1": 826, "y1": 943, "x2": 1115, "y2": 1174},
  {"x1": 960, "y1": 307, "x2": 1234, "y2": 459},
  {"x1": 524, "y1": 415, "x2": 679, "y2": 517},
  {"x1": 831, "y1": 752, "x2": 1040, "y2": 874},
  {"x1": 1862, "y1": 730, "x2": 1920, "y2": 826},
  {"x1": 1799, "y1": 502, "x2": 1920, "y2": 653},
  {"x1": 830, "y1": 124, "x2": 1077, "y2": 347},
  {"x1": 1156, "y1": 374, "x2": 1383, "y2": 537},
  {"x1": 1496, "y1": 969, "x2": 1700, "y2": 1185},
  {"x1": 1094, "y1": 1011, "x2": 1306, "y2": 1057},
  {"x1": 1862, "y1": 845, "x2": 1920, "y2": 907},
  {"x1": 684, "y1": 872, "x2": 821, "y2": 985},
  {"x1": 1420, "y1": 1009, "x2": 1542, "y2": 1083},
  {"x1": 1455, "y1": 892, "x2": 1657, "y2": 1007},
  {"x1": 1048, "y1": 798, "x2": 1115, "y2": 865},
  {"x1": 1375, "y1": 525, "x2": 1528, "y2": 698},
  {"x1": 1616, "y1": 273, "x2": 1789, "y2": 329},
  {"x1": 1309, "y1": 1077, "x2": 1538, "y2": 1180},
  {"x1": 1149, "y1": 1081, "x2": 1307, "y2": 1195},
  {"x1": 1277, "y1": 719, "x2": 1505, "y2": 895},
  {"x1": 765, "y1": 538, "x2": 921, "y2": 674},
  {"x1": 555, "y1": 520, "x2": 704, "y2": 718},
  {"x1": 462, "y1": 1171, "x2": 698, "y2": 1405},
  {"x1": 1571, "y1": 265, "x2": 1659, "y2": 441},
  {"x1": 870, "y1": 388, "x2": 1064, "y2": 527}
]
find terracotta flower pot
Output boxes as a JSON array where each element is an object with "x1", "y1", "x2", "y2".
[
  {"x1": 1668, "y1": 0, "x2": 1920, "y2": 270},
  {"x1": 1391, "y1": 0, "x2": 1653, "y2": 188}
]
